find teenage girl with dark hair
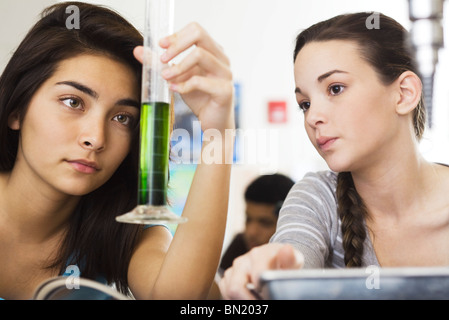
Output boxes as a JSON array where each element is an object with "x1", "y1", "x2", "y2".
[
  {"x1": 219, "y1": 12, "x2": 449, "y2": 300},
  {"x1": 0, "y1": 2, "x2": 234, "y2": 299}
]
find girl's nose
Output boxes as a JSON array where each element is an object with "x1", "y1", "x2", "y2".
[
  {"x1": 81, "y1": 139, "x2": 104, "y2": 151},
  {"x1": 305, "y1": 100, "x2": 328, "y2": 128},
  {"x1": 78, "y1": 120, "x2": 106, "y2": 152}
]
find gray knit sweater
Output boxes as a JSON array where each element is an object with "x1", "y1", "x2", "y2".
[{"x1": 270, "y1": 170, "x2": 379, "y2": 268}]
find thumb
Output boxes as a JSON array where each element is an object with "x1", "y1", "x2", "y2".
[{"x1": 276, "y1": 244, "x2": 304, "y2": 269}]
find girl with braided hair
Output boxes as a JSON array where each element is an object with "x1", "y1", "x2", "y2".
[{"x1": 219, "y1": 12, "x2": 449, "y2": 300}]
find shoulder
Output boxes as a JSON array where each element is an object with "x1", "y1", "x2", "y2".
[
  {"x1": 280, "y1": 170, "x2": 339, "y2": 228},
  {"x1": 130, "y1": 225, "x2": 173, "y2": 265},
  {"x1": 287, "y1": 170, "x2": 337, "y2": 203},
  {"x1": 302, "y1": 170, "x2": 337, "y2": 188},
  {"x1": 430, "y1": 163, "x2": 449, "y2": 208},
  {"x1": 137, "y1": 225, "x2": 172, "y2": 247}
]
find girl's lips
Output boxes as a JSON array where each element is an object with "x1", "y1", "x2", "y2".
[
  {"x1": 66, "y1": 160, "x2": 99, "y2": 174},
  {"x1": 317, "y1": 137, "x2": 338, "y2": 151}
]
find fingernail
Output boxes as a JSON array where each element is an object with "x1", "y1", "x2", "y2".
[
  {"x1": 162, "y1": 68, "x2": 172, "y2": 78},
  {"x1": 159, "y1": 36, "x2": 169, "y2": 47},
  {"x1": 160, "y1": 52, "x2": 169, "y2": 63}
]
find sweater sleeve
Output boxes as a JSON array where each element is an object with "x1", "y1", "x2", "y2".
[{"x1": 270, "y1": 171, "x2": 342, "y2": 268}]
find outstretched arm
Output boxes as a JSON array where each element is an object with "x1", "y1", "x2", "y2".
[{"x1": 129, "y1": 22, "x2": 235, "y2": 300}]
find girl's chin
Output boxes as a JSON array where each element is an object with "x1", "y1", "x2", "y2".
[
  {"x1": 325, "y1": 160, "x2": 351, "y2": 173},
  {"x1": 57, "y1": 182, "x2": 103, "y2": 197}
]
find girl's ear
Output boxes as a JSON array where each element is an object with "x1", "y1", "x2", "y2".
[
  {"x1": 8, "y1": 112, "x2": 20, "y2": 130},
  {"x1": 395, "y1": 71, "x2": 422, "y2": 115}
]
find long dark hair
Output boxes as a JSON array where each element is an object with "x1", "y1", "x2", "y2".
[
  {"x1": 293, "y1": 13, "x2": 426, "y2": 267},
  {"x1": 0, "y1": 2, "x2": 143, "y2": 293}
]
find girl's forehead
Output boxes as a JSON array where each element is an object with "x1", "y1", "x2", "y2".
[
  {"x1": 293, "y1": 40, "x2": 374, "y2": 83},
  {"x1": 295, "y1": 40, "x2": 361, "y2": 68},
  {"x1": 53, "y1": 54, "x2": 129, "y2": 74},
  {"x1": 45, "y1": 54, "x2": 139, "y2": 97}
]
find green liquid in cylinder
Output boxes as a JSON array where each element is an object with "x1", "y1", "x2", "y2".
[{"x1": 138, "y1": 102, "x2": 170, "y2": 206}]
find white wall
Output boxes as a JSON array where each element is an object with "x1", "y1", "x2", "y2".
[
  {"x1": 2, "y1": 0, "x2": 449, "y2": 250},
  {"x1": 0, "y1": 0, "x2": 56, "y2": 72}
]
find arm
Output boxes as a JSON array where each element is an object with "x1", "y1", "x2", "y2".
[
  {"x1": 128, "y1": 22, "x2": 234, "y2": 300},
  {"x1": 271, "y1": 171, "x2": 338, "y2": 268},
  {"x1": 218, "y1": 171, "x2": 338, "y2": 300}
]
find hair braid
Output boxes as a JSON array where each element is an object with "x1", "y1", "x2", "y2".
[{"x1": 337, "y1": 172, "x2": 367, "y2": 267}]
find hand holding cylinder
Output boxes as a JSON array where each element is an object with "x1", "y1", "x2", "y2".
[{"x1": 159, "y1": 22, "x2": 235, "y2": 135}]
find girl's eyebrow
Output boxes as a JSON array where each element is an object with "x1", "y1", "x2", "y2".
[
  {"x1": 56, "y1": 81, "x2": 98, "y2": 99},
  {"x1": 56, "y1": 80, "x2": 139, "y2": 109},
  {"x1": 295, "y1": 69, "x2": 349, "y2": 94},
  {"x1": 116, "y1": 98, "x2": 140, "y2": 109},
  {"x1": 317, "y1": 69, "x2": 348, "y2": 83}
]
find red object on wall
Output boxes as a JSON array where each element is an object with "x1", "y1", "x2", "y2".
[{"x1": 268, "y1": 101, "x2": 287, "y2": 123}]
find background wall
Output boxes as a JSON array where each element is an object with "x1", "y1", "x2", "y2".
[{"x1": 2, "y1": 0, "x2": 449, "y2": 251}]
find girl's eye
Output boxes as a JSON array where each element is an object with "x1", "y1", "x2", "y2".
[
  {"x1": 113, "y1": 113, "x2": 135, "y2": 127},
  {"x1": 61, "y1": 97, "x2": 82, "y2": 109},
  {"x1": 329, "y1": 84, "x2": 345, "y2": 96},
  {"x1": 298, "y1": 101, "x2": 310, "y2": 112}
]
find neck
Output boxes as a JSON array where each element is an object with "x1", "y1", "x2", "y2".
[
  {"x1": 0, "y1": 170, "x2": 80, "y2": 243},
  {"x1": 351, "y1": 150, "x2": 435, "y2": 222}
]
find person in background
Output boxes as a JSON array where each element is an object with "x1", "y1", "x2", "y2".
[
  {"x1": 219, "y1": 174, "x2": 294, "y2": 272},
  {"x1": 219, "y1": 12, "x2": 449, "y2": 300}
]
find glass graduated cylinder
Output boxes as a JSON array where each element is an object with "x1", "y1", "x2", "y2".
[{"x1": 138, "y1": 101, "x2": 170, "y2": 206}]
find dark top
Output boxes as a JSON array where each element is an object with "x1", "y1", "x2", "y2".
[{"x1": 219, "y1": 233, "x2": 249, "y2": 273}]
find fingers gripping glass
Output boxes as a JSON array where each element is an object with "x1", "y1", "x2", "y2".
[{"x1": 116, "y1": 0, "x2": 187, "y2": 225}]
